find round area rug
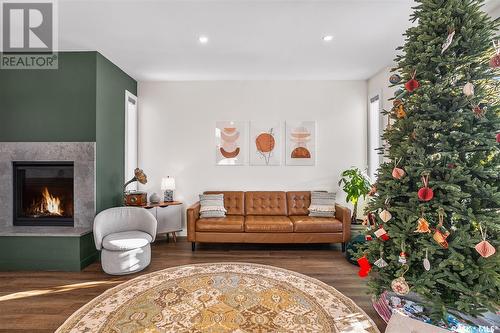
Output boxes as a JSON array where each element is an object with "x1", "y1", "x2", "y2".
[{"x1": 56, "y1": 262, "x2": 380, "y2": 333}]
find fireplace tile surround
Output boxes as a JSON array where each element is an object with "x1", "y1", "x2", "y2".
[{"x1": 0, "y1": 142, "x2": 95, "y2": 233}]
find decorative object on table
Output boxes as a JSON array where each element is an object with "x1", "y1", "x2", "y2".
[
  {"x1": 338, "y1": 167, "x2": 371, "y2": 223},
  {"x1": 215, "y1": 120, "x2": 247, "y2": 165},
  {"x1": 357, "y1": 255, "x2": 372, "y2": 278},
  {"x1": 149, "y1": 192, "x2": 161, "y2": 204},
  {"x1": 123, "y1": 168, "x2": 148, "y2": 206},
  {"x1": 249, "y1": 121, "x2": 281, "y2": 165},
  {"x1": 389, "y1": 73, "x2": 401, "y2": 84},
  {"x1": 93, "y1": 207, "x2": 157, "y2": 275},
  {"x1": 308, "y1": 191, "x2": 336, "y2": 217},
  {"x1": 199, "y1": 193, "x2": 226, "y2": 218},
  {"x1": 161, "y1": 176, "x2": 175, "y2": 202},
  {"x1": 440, "y1": 28, "x2": 455, "y2": 54},
  {"x1": 404, "y1": 70, "x2": 420, "y2": 92},
  {"x1": 56, "y1": 263, "x2": 380, "y2": 333},
  {"x1": 475, "y1": 224, "x2": 495, "y2": 258},
  {"x1": 285, "y1": 121, "x2": 316, "y2": 166}
]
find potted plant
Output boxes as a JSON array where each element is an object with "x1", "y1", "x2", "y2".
[{"x1": 338, "y1": 168, "x2": 371, "y2": 223}]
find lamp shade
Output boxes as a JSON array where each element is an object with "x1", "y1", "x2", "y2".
[{"x1": 161, "y1": 177, "x2": 175, "y2": 190}]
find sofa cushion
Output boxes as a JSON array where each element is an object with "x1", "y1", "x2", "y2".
[
  {"x1": 289, "y1": 216, "x2": 343, "y2": 233},
  {"x1": 102, "y1": 231, "x2": 153, "y2": 251},
  {"x1": 309, "y1": 191, "x2": 336, "y2": 217},
  {"x1": 244, "y1": 215, "x2": 293, "y2": 232},
  {"x1": 245, "y1": 191, "x2": 287, "y2": 215},
  {"x1": 286, "y1": 191, "x2": 311, "y2": 216},
  {"x1": 205, "y1": 191, "x2": 245, "y2": 215},
  {"x1": 199, "y1": 194, "x2": 227, "y2": 218},
  {"x1": 196, "y1": 215, "x2": 245, "y2": 232}
]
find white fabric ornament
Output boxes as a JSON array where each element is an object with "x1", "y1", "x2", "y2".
[
  {"x1": 441, "y1": 30, "x2": 455, "y2": 54},
  {"x1": 374, "y1": 257, "x2": 388, "y2": 268},
  {"x1": 463, "y1": 82, "x2": 474, "y2": 97},
  {"x1": 423, "y1": 249, "x2": 431, "y2": 271}
]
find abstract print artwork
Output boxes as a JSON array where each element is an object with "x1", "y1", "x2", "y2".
[
  {"x1": 215, "y1": 121, "x2": 247, "y2": 165},
  {"x1": 249, "y1": 121, "x2": 281, "y2": 165},
  {"x1": 286, "y1": 121, "x2": 316, "y2": 165}
]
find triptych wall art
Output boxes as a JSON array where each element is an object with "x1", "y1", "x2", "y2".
[{"x1": 215, "y1": 121, "x2": 316, "y2": 166}]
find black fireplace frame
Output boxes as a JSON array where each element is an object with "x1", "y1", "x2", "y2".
[{"x1": 13, "y1": 161, "x2": 75, "y2": 227}]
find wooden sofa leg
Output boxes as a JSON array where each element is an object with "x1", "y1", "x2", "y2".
[
  {"x1": 192, "y1": 242, "x2": 196, "y2": 252},
  {"x1": 341, "y1": 242, "x2": 346, "y2": 252}
]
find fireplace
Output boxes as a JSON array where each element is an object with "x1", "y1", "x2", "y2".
[{"x1": 13, "y1": 162, "x2": 74, "y2": 227}]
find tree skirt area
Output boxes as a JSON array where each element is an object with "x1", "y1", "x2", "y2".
[{"x1": 56, "y1": 262, "x2": 379, "y2": 333}]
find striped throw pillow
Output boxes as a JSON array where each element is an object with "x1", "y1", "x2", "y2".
[
  {"x1": 199, "y1": 194, "x2": 227, "y2": 218},
  {"x1": 308, "y1": 191, "x2": 336, "y2": 217}
]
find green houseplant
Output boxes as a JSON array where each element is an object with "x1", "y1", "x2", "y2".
[{"x1": 338, "y1": 168, "x2": 371, "y2": 222}]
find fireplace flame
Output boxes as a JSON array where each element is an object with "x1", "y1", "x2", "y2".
[{"x1": 30, "y1": 187, "x2": 64, "y2": 216}]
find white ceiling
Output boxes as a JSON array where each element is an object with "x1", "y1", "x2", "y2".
[{"x1": 57, "y1": 0, "x2": 498, "y2": 81}]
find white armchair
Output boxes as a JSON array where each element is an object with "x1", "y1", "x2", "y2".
[{"x1": 93, "y1": 207, "x2": 157, "y2": 275}]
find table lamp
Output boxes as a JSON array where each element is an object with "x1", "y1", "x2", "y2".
[{"x1": 161, "y1": 176, "x2": 175, "y2": 202}]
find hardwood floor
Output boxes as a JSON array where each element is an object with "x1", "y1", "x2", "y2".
[{"x1": 0, "y1": 239, "x2": 386, "y2": 332}]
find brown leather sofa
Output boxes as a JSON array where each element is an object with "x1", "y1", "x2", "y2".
[{"x1": 187, "y1": 191, "x2": 351, "y2": 251}]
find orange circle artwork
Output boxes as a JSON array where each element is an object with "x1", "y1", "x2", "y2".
[
  {"x1": 255, "y1": 133, "x2": 275, "y2": 153},
  {"x1": 291, "y1": 147, "x2": 311, "y2": 158}
]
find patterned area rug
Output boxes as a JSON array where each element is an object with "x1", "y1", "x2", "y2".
[{"x1": 57, "y1": 262, "x2": 379, "y2": 333}]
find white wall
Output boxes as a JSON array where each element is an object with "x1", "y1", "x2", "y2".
[{"x1": 138, "y1": 81, "x2": 367, "y2": 234}]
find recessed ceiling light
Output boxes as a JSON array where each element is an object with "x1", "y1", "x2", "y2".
[
  {"x1": 199, "y1": 35, "x2": 209, "y2": 44},
  {"x1": 323, "y1": 35, "x2": 334, "y2": 42}
]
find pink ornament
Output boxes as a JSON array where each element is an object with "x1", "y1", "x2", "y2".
[
  {"x1": 392, "y1": 167, "x2": 405, "y2": 179},
  {"x1": 475, "y1": 240, "x2": 496, "y2": 258},
  {"x1": 490, "y1": 54, "x2": 500, "y2": 68},
  {"x1": 418, "y1": 175, "x2": 434, "y2": 201},
  {"x1": 496, "y1": 133, "x2": 500, "y2": 143}
]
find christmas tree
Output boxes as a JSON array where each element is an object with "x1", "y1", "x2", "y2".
[{"x1": 358, "y1": 0, "x2": 500, "y2": 321}]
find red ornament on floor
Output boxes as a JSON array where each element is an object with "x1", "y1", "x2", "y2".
[
  {"x1": 405, "y1": 70, "x2": 420, "y2": 92},
  {"x1": 357, "y1": 256, "x2": 372, "y2": 278},
  {"x1": 418, "y1": 175, "x2": 434, "y2": 201}
]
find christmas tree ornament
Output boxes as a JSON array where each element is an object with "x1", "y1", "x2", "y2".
[
  {"x1": 433, "y1": 209, "x2": 450, "y2": 249},
  {"x1": 463, "y1": 82, "x2": 474, "y2": 97},
  {"x1": 391, "y1": 265, "x2": 410, "y2": 295},
  {"x1": 394, "y1": 104, "x2": 406, "y2": 119},
  {"x1": 414, "y1": 217, "x2": 431, "y2": 233},
  {"x1": 405, "y1": 70, "x2": 420, "y2": 92},
  {"x1": 394, "y1": 88, "x2": 404, "y2": 98},
  {"x1": 418, "y1": 174, "x2": 434, "y2": 201},
  {"x1": 365, "y1": 234, "x2": 373, "y2": 241},
  {"x1": 475, "y1": 224, "x2": 496, "y2": 258},
  {"x1": 393, "y1": 99, "x2": 402, "y2": 107},
  {"x1": 389, "y1": 74, "x2": 402, "y2": 84},
  {"x1": 490, "y1": 41, "x2": 500, "y2": 68},
  {"x1": 473, "y1": 105, "x2": 485, "y2": 118},
  {"x1": 374, "y1": 257, "x2": 388, "y2": 268},
  {"x1": 441, "y1": 29, "x2": 455, "y2": 54},
  {"x1": 357, "y1": 256, "x2": 372, "y2": 278},
  {"x1": 423, "y1": 249, "x2": 431, "y2": 271},
  {"x1": 398, "y1": 242, "x2": 407, "y2": 264},
  {"x1": 392, "y1": 158, "x2": 405, "y2": 179},
  {"x1": 379, "y1": 209, "x2": 392, "y2": 223},
  {"x1": 496, "y1": 133, "x2": 500, "y2": 143},
  {"x1": 375, "y1": 226, "x2": 390, "y2": 241}
]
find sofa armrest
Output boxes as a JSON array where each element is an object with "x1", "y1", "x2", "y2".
[
  {"x1": 335, "y1": 204, "x2": 352, "y2": 242},
  {"x1": 187, "y1": 202, "x2": 200, "y2": 242}
]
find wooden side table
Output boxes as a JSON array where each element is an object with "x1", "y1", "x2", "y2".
[{"x1": 143, "y1": 201, "x2": 183, "y2": 242}]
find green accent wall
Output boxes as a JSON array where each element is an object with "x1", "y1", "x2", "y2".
[
  {"x1": 0, "y1": 52, "x2": 97, "y2": 142},
  {"x1": 0, "y1": 51, "x2": 137, "y2": 213},
  {"x1": 0, "y1": 233, "x2": 98, "y2": 271},
  {"x1": 96, "y1": 53, "x2": 137, "y2": 212}
]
